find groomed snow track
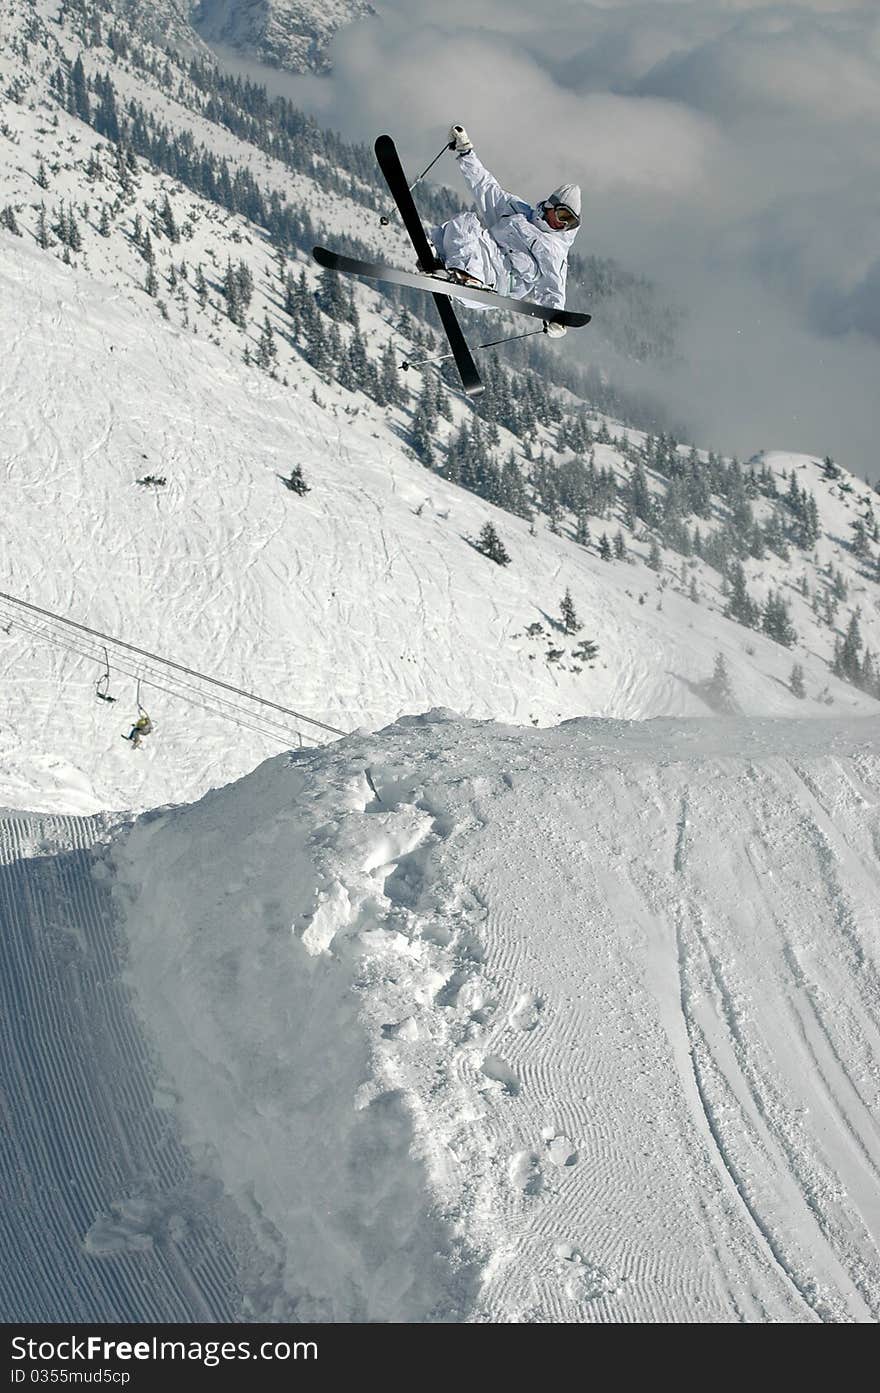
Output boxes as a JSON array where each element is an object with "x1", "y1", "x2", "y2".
[{"x1": 0, "y1": 812, "x2": 243, "y2": 1321}]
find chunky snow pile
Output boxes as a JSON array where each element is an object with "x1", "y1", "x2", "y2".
[{"x1": 110, "y1": 710, "x2": 880, "y2": 1322}]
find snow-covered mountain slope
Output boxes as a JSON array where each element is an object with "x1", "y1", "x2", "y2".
[
  {"x1": 101, "y1": 712, "x2": 880, "y2": 1321},
  {"x1": 2, "y1": 233, "x2": 875, "y2": 817},
  {"x1": 0, "y1": 0, "x2": 878, "y2": 828},
  {"x1": 193, "y1": 0, "x2": 374, "y2": 73},
  {"x1": 102, "y1": 0, "x2": 210, "y2": 58}
]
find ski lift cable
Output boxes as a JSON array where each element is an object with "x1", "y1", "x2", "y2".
[
  {"x1": 129, "y1": 662, "x2": 313, "y2": 746},
  {"x1": 0, "y1": 589, "x2": 349, "y2": 737},
  {"x1": 127, "y1": 661, "x2": 309, "y2": 744},
  {"x1": 120, "y1": 669, "x2": 314, "y2": 749},
  {"x1": 0, "y1": 608, "x2": 316, "y2": 747},
  {"x1": 0, "y1": 598, "x2": 342, "y2": 741},
  {"x1": 18, "y1": 629, "x2": 312, "y2": 748},
  {"x1": 12, "y1": 613, "x2": 310, "y2": 741},
  {"x1": 19, "y1": 624, "x2": 310, "y2": 747},
  {"x1": 29, "y1": 631, "x2": 312, "y2": 749}
]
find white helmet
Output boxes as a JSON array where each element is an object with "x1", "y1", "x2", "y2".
[{"x1": 544, "y1": 182, "x2": 581, "y2": 228}]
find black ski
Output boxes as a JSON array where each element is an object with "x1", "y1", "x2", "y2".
[
  {"x1": 312, "y1": 247, "x2": 592, "y2": 329},
  {"x1": 373, "y1": 134, "x2": 483, "y2": 396}
]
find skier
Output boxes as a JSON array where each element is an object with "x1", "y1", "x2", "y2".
[
  {"x1": 123, "y1": 713, "x2": 153, "y2": 749},
  {"x1": 429, "y1": 125, "x2": 581, "y2": 335}
]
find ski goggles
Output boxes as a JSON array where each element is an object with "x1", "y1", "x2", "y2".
[{"x1": 551, "y1": 203, "x2": 579, "y2": 229}]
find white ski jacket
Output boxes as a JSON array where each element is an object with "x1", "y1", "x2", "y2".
[{"x1": 455, "y1": 149, "x2": 579, "y2": 310}]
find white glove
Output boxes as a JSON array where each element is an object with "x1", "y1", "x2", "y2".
[
  {"x1": 544, "y1": 321, "x2": 567, "y2": 338},
  {"x1": 449, "y1": 124, "x2": 473, "y2": 155}
]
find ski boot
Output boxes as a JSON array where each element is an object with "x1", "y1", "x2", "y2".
[{"x1": 442, "y1": 266, "x2": 492, "y2": 291}]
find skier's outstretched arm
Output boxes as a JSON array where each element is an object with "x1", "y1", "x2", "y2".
[{"x1": 456, "y1": 149, "x2": 527, "y2": 226}]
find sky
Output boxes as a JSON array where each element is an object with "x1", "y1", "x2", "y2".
[{"x1": 214, "y1": 0, "x2": 880, "y2": 477}]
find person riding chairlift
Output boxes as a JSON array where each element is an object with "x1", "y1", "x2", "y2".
[{"x1": 124, "y1": 713, "x2": 153, "y2": 749}]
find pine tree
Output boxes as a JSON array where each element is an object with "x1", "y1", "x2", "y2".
[
  {"x1": 834, "y1": 610, "x2": 864, "y2": 682},
  {"x1": 69, "y1": 54, "x2": 91, "y2": 123},
  {"x1": 559, "y1": 588, "x2": 581, "y2": 635},
  {"x1": 283, "y1": 271, "x2": 299, "y2": 331},
  {"x1": 316, "y1": 266, "x2": 356, "y2": 323},
  {"x1": 627, "y1": 460, "x2": 653, "y2": 524},
  {"x1": 575, "y1": 513, "x2": 591, "y2": 547},
  {"x1": 114, "y1": 142, "x2": 133, "y2": 195},
  {"x1": 573, "y1": 637, "x2": 599, "y2": 663},
  {"x1": 497, "y1": 453, "x2": 527, "y2": 519},
  {"x1": 861, "y1": 650, "x2": 880, "y2": 700},
  {"x1": 94, "y1": 78, "x2": 120, "y2": 144},
  {"x1": 347, "y1": 324, "x2": 370, "y2": 388},
  {"x1": 473, "y1": 522, "x2": 510, "y2": 566},
  {"x1": 789, "y1": 663, "x2": 806, "y2": 699},
  {"x1": 798, "y1": 492, "x2": 820, "y2": 548},
  {"x1": 851, "y1": 518, "x2": 871, "y2": 560},
  {"x1": 144, "y1": 263, "x2": 159, "y2": 297},
  {"x1": 235, "y1": 260, "x2": 254, "y2": 313},
  {"x1": 223, "y1": 258, "x2": 246, "y2": 327},
  {"x1": 256, "y1": 314, "x2": 277, "y2": 370},
  {"x1": 435, "y1": 375, "x2": 452, "y2": 422},
  {"x1": 704, "y1": 652, "x2": 737, "y2": 713},
  {"x1": 646, "y1": 538, "x2": 662, "y2": 571},
  {"x1": 36, "y1": 161, "x2": 50, "y2": 190},
  {"x1": 194, "y1": 265, "x2": 208, "y2": 310},
  {"x1": 613, "y1": 529, "x2": 627, "y2": 561},
  {"x1": 66, "y1": 210, "x2": 82, "y2": 253},
  {"x1": 36, "y1": 202, "x2": 50, "y2": 249},
  {"x1": 762, "y1": 590, "x2": 797, "y2": 647},
  {"x1": 306, "y1": 314, "x2": 332, "y2": 375},
  {"x1": 160, "y1": 194, "x2": 179, "y2": 244},
  {"x1": 0, "y1": 206, "x2": 22, "y2": 236},
  {"x1": 379, "y1": 342, "x2": 403, "y2": 407},
  {"x1": 724, "y1": 562, "x2": 760, "y2": 628},
  {"x1": 598, "y1": 532, "x2": 612, "y2": 561},
  {"x1": 98, "y1": 204, "x2": 111, "y2": 237},
  {"x1": 326, "y1": 322, "x2": 344, "y2": 372}
]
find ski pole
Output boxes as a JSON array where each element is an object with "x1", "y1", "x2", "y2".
[
  {"x1": 474, "y1": 327, "x2": 548, "y2": 351},
  {"x1": 409, "y1": 140, "x2": 455, "y2": 192},
  {"x1": 401, "y1": 326, "x2": 545, "y2": 370},
  {"x1": 380, "y1": 140, "x2": 454, "y2": 225}
]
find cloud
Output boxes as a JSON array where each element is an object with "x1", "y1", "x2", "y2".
[
  {"x1": 209, "y1": 2, "x2": 880, "y2": 476},
  {"x1": 329, "y1": 23, "x2": 720, "y2": 203}
]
